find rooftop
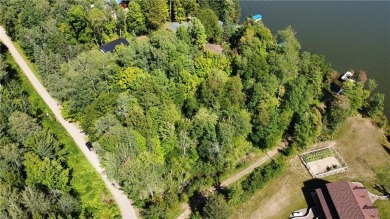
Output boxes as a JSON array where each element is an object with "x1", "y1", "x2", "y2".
[
  {"x1": 315, "y1": 180, "x2": 379, "y2": 219},
  {"x1": 252, "y1": 14, "x2": 262, "y2": 20},
  {"x1": 99, "y1": 38, "x2": 129, "y2": 54}
]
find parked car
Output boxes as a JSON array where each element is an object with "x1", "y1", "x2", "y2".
[
  {"x1": 292, "y1": 211, "x2": 304, "y2": 217},
  {"x1": 86, "y1": 142, "x2": 93, "y2": 151}
]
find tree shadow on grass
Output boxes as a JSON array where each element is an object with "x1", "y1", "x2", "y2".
[
  {"x1": 188, "y1": 191, "x2": 208, "y2": 214},
  {"x1": 301, "y1": 178, "x2": 330, "y2": 207}
]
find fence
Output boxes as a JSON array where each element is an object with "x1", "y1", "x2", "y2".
[{"x1": 300, "y1": 146, "x2": 348, "y2": 178}]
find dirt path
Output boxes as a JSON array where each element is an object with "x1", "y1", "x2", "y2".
[
  {"x1": 177, "y1": 146, "x2": 282, "y2": 219},
  {"x1": 0, "y1": 26, "x2": 138, "y2": 219}
]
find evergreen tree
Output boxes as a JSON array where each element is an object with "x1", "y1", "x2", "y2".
[
  {"x1": 127, "y1": 1, "x2": 147, "y2": 35},
  {"x1": 198, "y1": 9, "x2": 223, "y2": 43},
  {"x1": 173, "y1": 0, "x2": 186, "y2": 22},
  {"x1": 188, "y1": 18, "x2": 207, "y2": 49}
]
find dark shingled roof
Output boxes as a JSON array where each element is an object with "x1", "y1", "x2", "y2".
[
  {"x1": 316, "y1": 180, "x2": 379, "y2": 219},
  {"x1": 99, "y1": 38, "x2": 129, "y2": 54}
]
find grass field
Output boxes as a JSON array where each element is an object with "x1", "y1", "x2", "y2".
[
  {"x1": 230, "y1": 116, "x2": 390, "y2": 219},
  {"x1": 6, "y1": 50, "x2": 120, "y2": 218}
]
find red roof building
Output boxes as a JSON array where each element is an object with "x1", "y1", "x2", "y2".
[{"x1": 315, "y1": 180, "x2": 379, "y2": 219}]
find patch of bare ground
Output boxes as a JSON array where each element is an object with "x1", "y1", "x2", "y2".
[{"x1": 231, "y1": 116, "x2": 389, "y2": 219}]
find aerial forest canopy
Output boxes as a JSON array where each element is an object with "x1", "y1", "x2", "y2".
[{"x1": 0, "y1": 0, "x2": 387, "y2": 218}]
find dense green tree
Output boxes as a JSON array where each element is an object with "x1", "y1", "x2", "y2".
[
  {"x1": 0, "y1": 54, "x2": 8, "y2": 84},
  {"x1": 65, "y1": 5, "x2": 93, "y2": 44},
  {"x1": 118, "y1": 67, "x2": 147, "y2": 90},
  {"x1": 172, "y1": 0, "x2": 186, "y2": 22},
  {"x1": 197, "y1": 9, "x2": 223, "y2": 43},
  {"x1": 188, "y1": 18, "x2": 207, "y2": 49},
  {"x1": 21, "y1": 187, "x2": 51, "y2": 218},
  {"x1": 18, "y1": 0, "x2": 50, "y2": 29},
  {"x1": 57, "y1": 193, "x2": 81, "y2": 217},
  {"x1": 176, "y1": 25, "x2": 191, "y2": 44},
  {"x1": 8, "y1": 111, "x2": 41, "y2": 143},
  {"x1": 24, "y1": 153, "x2": 71, "y2": 192},
  {"x1": 274, "y1": 26, "x2": 301, "y2": 85},
  {"x1": 139, "y1": 0, "x2": 168, "y2": 30},
  {"x1": 127, "y1": 1, "x2": 147, "y2": 35},
  {"x1": 293, "y1": 108, "x2": 322, "y2": 149},
  {"x1": 329, "y1": 95, "x2": 351, "y2": 130},
  {"x1": 202, "y1": 194, "x2": 230, "y2": 219},
  {"x1": 181, "y1": 0, "x2": 199, "y2": 16},
  {"x1": 366, "y1": 93, "x2": 385, "y2": 120},
  {"x1": 0, "y1": 187, "x2": 25, "y2": 218},
  {"x1": 88, "y1": 8, "x2": 107, "y2": 44},
  {"x1": 24, "y1": 129, "x2": 64, "y2": 160},
  {"x1": 342, "y1": 81, "x2": 369, "y2": 114},
  {"x1": 119, "y1": 151, "x2": 165, "y2": 201},
  {"x1": 0, "y1": 0, "x2": 22, "y2": 39}
]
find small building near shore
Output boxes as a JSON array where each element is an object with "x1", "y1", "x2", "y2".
[
  {"x1": 252, "y1": 14, "x2": 262, "y2": 22},
  {"x1": 99, "y1": 38, "x2": 130, "y2": 54}
]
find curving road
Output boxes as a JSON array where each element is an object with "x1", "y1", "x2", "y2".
[{"x1": 0, "y1": 26, "x2": 138, "y2": 219}]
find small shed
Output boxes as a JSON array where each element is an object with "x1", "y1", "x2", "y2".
[
  {"x1": 99, "y1": 38, "x2": 130, "y2": 54},
  {"x1": 252, "y1": 14, "x2": 262, "y2": 22}
]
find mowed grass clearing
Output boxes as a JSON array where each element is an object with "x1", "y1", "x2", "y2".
[
  {"x1": 230, "y1": 116, "x2": 390, "y2": 219},
  {"x1": 6, "y1": 50, "x2": 120, "y2": 218}
]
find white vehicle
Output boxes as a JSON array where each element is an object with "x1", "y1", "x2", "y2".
[{"x1": 292, "y1": 211, "x2": 304, "y2": 217}]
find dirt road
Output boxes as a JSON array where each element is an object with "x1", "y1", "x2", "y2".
[
  {"x1": 0, "y1": 26, "x2": 138, "y2": 219},
  {"x1": 177, "y1": 147, "x2": 282, "y2": 219}
]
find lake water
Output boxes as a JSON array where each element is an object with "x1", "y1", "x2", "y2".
[{"x1": 240, "y1": 1, "x2": 390, "y2": 119}]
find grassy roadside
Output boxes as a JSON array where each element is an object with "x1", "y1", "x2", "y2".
[
  {"x1": 6, "y1": 50, "x2": 120, "y2": 218},
  {"x1": 13, "y1": 43, "x2": 43, "y2": 81},
  {"x1": 230, "y1": 116, "x2": 390, "y2": 219}
]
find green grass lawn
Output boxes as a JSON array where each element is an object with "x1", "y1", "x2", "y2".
[
  {"x1": 6, "y1": 50, "x2": 120, "y2": 218},
  {"x1": 375, "y1": 200, "x2": 390, "y2": 218}
]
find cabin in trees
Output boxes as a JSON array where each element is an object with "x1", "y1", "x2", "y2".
[
  {"x1": 314, "y1": 180, "x2": 379, "y2": 219},
  {"x1": 99, "y1": 38, "x2": 129, "y2": 54}
]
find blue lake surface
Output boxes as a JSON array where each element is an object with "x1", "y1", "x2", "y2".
[{"x1": 240, "y1": 1, "x2": 390, "y2": 119}]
